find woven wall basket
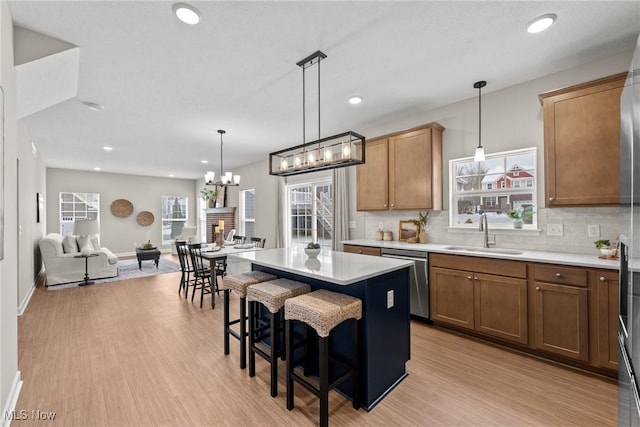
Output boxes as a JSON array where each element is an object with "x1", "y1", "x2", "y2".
[
  {"x1": 136, "y1": 211, "x2": 154, "y2": 226},
  {"x1": 110, "y1": 199, "x2": 134, "y2": 218}
]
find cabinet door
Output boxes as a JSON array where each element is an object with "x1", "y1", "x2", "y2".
[
  {"x1": 533, "y1": 282, "x2": 589, "y2": 361},
  {"x1": 542, "y1": 74, "x2": 625, "y2": 206},
  {"x1": 356, "y1": 138, "x2": 389, "y2": 211},
  {"x1": 594, "y1": 270, "x2": 619, "y2": 370},
  {"x1": 389, "y1": 128, "x2": 432, "y2": 210},
  {"x1": 430, "y1": 267, "x2": 474, "y2": 330},
  {"x1": 474, "y1": 273, "x2": 528, "y2": 345}
]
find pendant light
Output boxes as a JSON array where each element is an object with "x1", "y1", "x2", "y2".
[
  {"x1": 204, "y1": 130, "x2": 240, "y2": 186},
  {"x1": 473, "y1": 80, "x2": 487, "y2": 162},
  {"x1": 269, "y1": 50, "x2": 366, "y2": 176}
]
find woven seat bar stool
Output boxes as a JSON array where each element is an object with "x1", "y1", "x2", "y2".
[
  {"x1": 222, "y1": 271, "x2": 278, "y2": 369},
  {"x1": 285, "y1": 289, "x2": 362, "y2": 427},
  {"x1": 247, "y1": 278, "x2": 311, "y2": 397}
]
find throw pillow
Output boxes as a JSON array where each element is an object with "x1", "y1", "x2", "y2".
[
  {"x1": 76, "y1": 235, "x2": 94, "y2": 254},
  {"x1": 90, "y1": 236, "x2": 100, "y2": 251},
  {"x1": 62, "y1": 234, "x2": 79, "y2": 253}
]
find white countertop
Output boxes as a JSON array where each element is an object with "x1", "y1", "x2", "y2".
[
  {"x1": 230, "y1": 247, "x2": 414, "y2": 285},
  {"x1": 342, "y1": 239, "x2": 620, "y2": 270}
]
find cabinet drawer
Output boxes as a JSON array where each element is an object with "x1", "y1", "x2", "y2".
[
  {"x1": 430, "y1": 253, "x2": 526, "y2": 279},
  {"x1": 533, "y1": 264, "x2": 587, "y2": 287},
  {"x1": 343, "y1": 245, "x2": 381, "y2": 256}
]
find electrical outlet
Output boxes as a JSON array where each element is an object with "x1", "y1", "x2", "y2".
[
  {"x1": 547, "y1": 224, "x2": 564, "y2": 236},
  {"x1": 587, "y1": 224, "x2": 600, "y2": 238},
  {"x1": 349, "y1": 221, "x2": 356, "y2": 229},
  {"x1": 386, "y1": 290, "x2": 394, "y2": 309}
]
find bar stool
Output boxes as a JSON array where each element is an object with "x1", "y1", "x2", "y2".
[
  {"x1": 247, "y1": 278, "x2": 311, "y2": 397},
  {"x1": 222, "y1": 271, "x2": 278, "y2": 369},
  {"x1": 284, "y1": 289, "x2": 362, "y2": 427}
]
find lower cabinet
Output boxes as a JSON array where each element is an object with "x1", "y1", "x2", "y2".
[
  {"x1": 430, "y1": 253, "x2": 619, "y2": 376},
  {"x1": 343, "y1": 244, "x2": 381, "y2": 256},
  {"x1": 430, "y1": 254, "x2": 528, "y2": 345}
]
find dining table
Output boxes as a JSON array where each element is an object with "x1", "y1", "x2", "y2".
[{"x1": 199, "y1": 243, "x2": 262, "y2": 272}]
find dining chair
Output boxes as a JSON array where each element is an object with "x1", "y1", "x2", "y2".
[
  {"x1": 187, "y1": 243, "x2": 216, "y2": 309},
  {"x1": 175, "y1": 241, "x2": 195, "y2": 298},
  {"x1": 250, "y1": 237, "x2": 266, "y2": 248},
  {"x1": 233, "y1": 235, "x2": 245, "y2": 244}
]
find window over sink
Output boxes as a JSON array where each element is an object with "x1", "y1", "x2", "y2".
[{"x1": 449, "y1": 147, "x2": 537, "y2": 229}]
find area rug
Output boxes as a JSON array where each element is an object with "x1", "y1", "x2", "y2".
[{"x1": 48, "y1": 257, "x2": 181, "y2": 290}]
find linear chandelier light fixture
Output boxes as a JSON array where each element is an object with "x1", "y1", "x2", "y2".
[
  {"x1": 473, "y1": 80, "x2": 487, "y2": 162},
  {"x1": 269, "y1": 50, "x2": 365, "y2": 176},
  {"x1": 204, "y1": 130, "x2": 240, "y2": 186}
]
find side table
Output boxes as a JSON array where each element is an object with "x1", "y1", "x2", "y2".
[{"x1": 74, "y1": 253, "x2": 99, "y2": 286}]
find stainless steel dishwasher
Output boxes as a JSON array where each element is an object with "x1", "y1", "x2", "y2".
[{"x1": 380, "y1": 248, "x2": 429, "y2": 322}]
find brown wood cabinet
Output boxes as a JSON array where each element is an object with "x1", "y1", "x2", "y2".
[
  {"x1": 531, "y1": 264, "x2": 589, "y2": 362},
  {"x1": 430, "y1": 254, "x2": 528, "y2": 344},
  {"x1": 342, "y1": 244, "x2": 381, "y2": 256},
  {"x1": 356, "y1": 123, "x2": 443, "y2": 211},
  {"x1": 539, "y1": 73, "x2": 626, "y2": 206},
  {"x1": 356, "y1": 138, "x2": 389, "y2": 210},
  {"x1": 592, "y1": 269, "x2": 619, "y2": 370}
]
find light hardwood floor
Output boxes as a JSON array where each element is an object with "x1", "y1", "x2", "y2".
[{"x1": 15, "y1": 266, "x2": 617, "y2": 426}]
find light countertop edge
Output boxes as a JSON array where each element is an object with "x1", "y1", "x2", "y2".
[
  {"x1": 230, "y1": 247, "x2": 414, "y2": 285},
  {"x1": 342, "y1": 239, "x2": 620, "y2": 270}
]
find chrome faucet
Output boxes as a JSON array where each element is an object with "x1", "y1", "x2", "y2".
[{"x1": 478, "y1": 213, "x2": 496, "y2": 248}]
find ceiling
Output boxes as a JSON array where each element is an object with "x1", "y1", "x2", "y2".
[{"x1": 8, "y1": 1, "x2": 640, "y2": 180}]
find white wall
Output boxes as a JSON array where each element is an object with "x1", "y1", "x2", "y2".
[
  {"x1": 46, "y1": 169, "x2": 197, "y2": 255},
  {"x1": 17, "y1": 121, "x2": 46, "y2": 314},
  {"x1": 1, "y1": 0, "x2": 21, "y2": 420}
]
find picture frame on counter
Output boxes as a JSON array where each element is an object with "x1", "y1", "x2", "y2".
[{"x1": 398, "y1": 220, "x2": 418, "y2": 242}]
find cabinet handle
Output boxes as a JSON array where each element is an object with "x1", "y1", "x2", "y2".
[
  {"x1": 467, "y1": 276, "x2": 472, "y2": 280},
  {"x1": 549, "y1": 197, "x2": 555, "y2": 202},
  {"x1": 555, "y1": 273, "x2": 562, "y2": 278},
  {"x1": 536, "y1": 286, "x2": 541, "y2": 291},
  {"x1": 358, "y1": 250, "x2": 363, "y2": 254},
  {"x1": 384, "y1": 204, "x2": 387, "y2": 208},
  {"x1": 391, "y1": 204, "x2": 395, "y2": 207},
  {"x1": 474, "y1": 277, "x2": 478, "y2": 280},
  {"x1": 599, "y1": 276, "x2": 607, "y2": 282}
]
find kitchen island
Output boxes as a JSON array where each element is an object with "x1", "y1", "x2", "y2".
[{"x1": 230, "y1": 247, "x2": 413, "y2": 411}]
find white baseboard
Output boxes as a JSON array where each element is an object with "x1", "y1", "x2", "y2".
[
  {"x1": 1, "y1": 371, "x2": 23, "y2": 427},
  {"x1": 17, "y1": 269, "x2": 41, "y2": 316}
]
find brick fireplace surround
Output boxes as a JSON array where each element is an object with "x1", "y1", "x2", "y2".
[{"x1": 205, "y1": 207, "x2": 236, "y2": 243}]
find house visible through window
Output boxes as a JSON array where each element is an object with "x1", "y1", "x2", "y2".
[
  {"x1": 162, "y1": 196, "x2": 188, "y2": 245},
  {"x1": 450, "y1": 147, "x2": 537, "y2": 229},
  {"x1": 239, "y1": 189, "x2": 255, "y2": 239},
  {"x1": 59, "y1": 192, "x2": 99, "y2": 235},
  {"x1": 287, "y1": 180, "x2": 333, "y2": 248}
]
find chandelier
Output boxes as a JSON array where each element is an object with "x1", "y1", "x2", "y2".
[
  {"x1": 269, "y1": 50, "x2": 365, "y2": 176},
  {"x1": 204, "y1": 129, "x2": 240, "y2": 186}
]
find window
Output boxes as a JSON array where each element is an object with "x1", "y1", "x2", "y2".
[
  {"x1": 239, "y1": 189, "x2": 255, "y2": 239},
  {"x1": 162, "y1": 196, "x2": 188, "y2": 245},
  {"x1": 59, "y1": 192, "x2": 99, "y2": 235},
  {"x1": 450, "y1": 147, "x2": 537, "y2": 229},
  {"x1": 286, "y1": 179, "x2": 333, "y2": 249}
]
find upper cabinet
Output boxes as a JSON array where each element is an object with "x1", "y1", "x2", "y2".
[
  {"x1": 357, "y1": 123, "x2": 444, "y2": 211},
  {"x1": 539, "y1": 73, "x2": 626, "y2": 206}
]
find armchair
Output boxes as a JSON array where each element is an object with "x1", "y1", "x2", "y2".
[{"x1": 171, "y1": 226, "x2": 198, "y2": 254}]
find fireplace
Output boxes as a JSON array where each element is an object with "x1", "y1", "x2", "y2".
[{"x1": 204, "y1": 207, "x2": 236, "y2": 243}]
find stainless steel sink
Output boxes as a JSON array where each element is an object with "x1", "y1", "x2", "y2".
[{"x1": 442, "y1": 246, "x2": 524, "y2": 255}]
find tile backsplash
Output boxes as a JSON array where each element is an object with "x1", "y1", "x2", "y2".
[{"x1": 357, "y1": 206, "x2": 620, "y2": 255}]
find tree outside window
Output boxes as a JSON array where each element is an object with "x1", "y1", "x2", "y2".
[{"x1": 162, "y1": 196, "x2": 188, "y2": 245}]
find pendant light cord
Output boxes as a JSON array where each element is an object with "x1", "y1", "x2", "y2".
[{"x1": 478, "y1": 84, "x2": 482, "y2": 148}]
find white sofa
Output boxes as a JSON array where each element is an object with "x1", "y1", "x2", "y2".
[{"x1": 38, "y1": 233, "x2": 118, "y2": 286}]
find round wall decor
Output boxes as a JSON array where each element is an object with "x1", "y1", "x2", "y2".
[
  {"x1": 136, "y1": 211, "x2": 154, "y2": 226},
  {"x1": 110, "y1": 199, "x2": 134, "y2": 217}
]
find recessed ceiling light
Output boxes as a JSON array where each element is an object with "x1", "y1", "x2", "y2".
[
  {"x1": 82, "y1": 101, "x2": 104, "y2": 111},
  {"x1": 201, "y1": 160, "x2": 208, "y2": 164},
  {"x1": 169, "y1": 174, "x2": 175, "y2": 178},
  {"x1": 93, "y1": 167, "x2": 101, "y2": 171},
  {"x1": 527, "y1": 13, "x2": 557, "y2": 34},
  {"x1": 173, "y1": 3, "x2": 202, "y2": 25},
  {"x1": 348, "y1": 96, "x2": 363, "y2": 105},
  {"x1": 102, "y1": 146, "x2": 113, "y2": 151}
]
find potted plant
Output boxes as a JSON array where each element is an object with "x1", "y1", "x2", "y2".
[
  {"x1": 507, "y1": 206, "x2": 535, "y2": 229},
  {"x1": 594, "y1": 239, "x2": 616, "y2": 257},
  {"x1": 413, "y1": 211, "x2": 430, "y2": 243},
  {"x1": 200, "y1": 188, "x2": 217, "y2": 208}
]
